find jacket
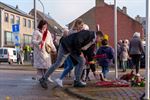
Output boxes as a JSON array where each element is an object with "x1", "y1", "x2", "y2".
[
  {"x1": 129, "y1": 36, "x2": 144, "y2": 55},
  {"x1": 96, "y1": 46, "x2": 114, "y2": 67},
  {"x1": 61, "y1": 30, "x2": 96, "y2": 55}
]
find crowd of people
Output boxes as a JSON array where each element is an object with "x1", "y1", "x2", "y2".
[{"x1": 31, "y1": 19, "x2": 145, "y2": 89}]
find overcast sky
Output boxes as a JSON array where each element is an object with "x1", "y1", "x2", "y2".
[{"x1": 0, "y1": 0, "x2": 146, "y2": 27}]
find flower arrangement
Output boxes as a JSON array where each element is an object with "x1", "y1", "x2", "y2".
[{"x1": 131, "y1": 75, "x2": 145, "y2": 87}]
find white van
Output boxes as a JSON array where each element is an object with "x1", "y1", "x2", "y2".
[{"x1": 0, "y1": 47, "x2": 17, "y2": 64}]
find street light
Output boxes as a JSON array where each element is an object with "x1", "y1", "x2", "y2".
[
  {"x1": 34, "y1": 0, "x2": 45, "y2": 30},
  {"x1": 38, "y1": 0, "x2": 45, "y2": 15}
]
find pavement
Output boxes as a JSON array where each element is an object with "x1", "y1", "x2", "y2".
[
  {"x1": 63, "y1": 69, "x2": 145, "y2": 100},
  {"x1": 0, "y1": 63, "x2": 146, "y2": 100}
]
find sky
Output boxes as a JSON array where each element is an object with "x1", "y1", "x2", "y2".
[{"x1": 0, "y1": 0, "x2": 146, "y2": 27}]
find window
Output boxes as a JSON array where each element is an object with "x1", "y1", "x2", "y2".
[
  {"x1": 23, "y1": 18, "x2": 26, "y2": 27},
  {"x1": 10, "y1": 14, "x2": 14, "y2": 24},
  {"x1": 16, "y1": 16, "x2": 20, "y2": 24},
  {"x1": 4, "y1": 13, "x2": 9, "y2": 22},
  {"x1": 28, "y1": 20, "x2": 31, "y2": 28},
  {"x1": 4, "y1": 49, "x2": 7, "y2": 54},
  {"x1": 0, "y1": 49, "x2": 2, "y2": 54},
  {"x1": 24, "y1": 34, "x2": 32, "y2": 44},
  {"x1": 5, "y1": 31, "x2": 13, "y2": 45},
  {"x1": 13, "y1": 50, "x2": 16, "y2": 55}
]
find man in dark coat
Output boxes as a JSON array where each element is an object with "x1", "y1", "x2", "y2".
[{"x1": 39, "y1": 30, "x2": 103, "y2": 89}]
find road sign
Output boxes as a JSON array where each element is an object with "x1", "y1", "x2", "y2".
[{"x1": 12, "y1": 24, "x2": 20, "y2": 33}]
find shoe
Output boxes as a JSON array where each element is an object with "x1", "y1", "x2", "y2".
[
  {"x1": 74, "y1": 80, "x2": 86, "y2": 87},
  {"x1": 55, "y1": 78, "x2": 63, "y2": 87},
  {"x1": 140, "y1": 93, "x2": 145, "y2": 100},
  {"x1": 39, "y1": 77, "x2": 48, "y2": 89},
  {"x1": 99, "y1": 73, "x2": 105, "y2": 81},
  {"x1": 48, "y1": 77, "x2": 54, "y2": 83},
  {"x1": 136, "y1": 73, "x2": 140, "y2": 77},
  {"x1": 81, "y1": 81, "x2": 87, "y2": 85},
  {"x1": 85, "y1": 76, "x2": 91, "y2": 81}
]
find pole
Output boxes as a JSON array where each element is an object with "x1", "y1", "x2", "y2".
[
  {"x1": 34, "y1": 0, "x2": 37, "y2": 30},
  {"x1": 38, "y1": 0, "x2": 45, "y2": 14},
  {"x1": 144, "y1": 0, "x2": 150, "y2": 99},
  {"x1": 114, "y1": 0, "x2": 118, "y2": 79},
  {"x1": 0, "y1": 9, "x2": 4, "y2": 47}
]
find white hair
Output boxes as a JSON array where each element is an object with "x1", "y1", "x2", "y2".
[
  {"x1": 133, "y1": 32, "x2": 140, "y2": 38},
  {"x1": 82, "y1": 24, "x2": 89, "y2": 30}
]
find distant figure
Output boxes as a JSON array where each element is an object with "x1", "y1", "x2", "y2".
[
  {"x1": 119, "y1": 40, "x2": 129, "y2": 72},
  {"x1": 19, "y1": 47, "x2": 24, "y2": 65}
]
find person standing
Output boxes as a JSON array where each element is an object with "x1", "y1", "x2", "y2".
[
  {"x1": 96, "y1": 39, "x2": 114, "y2": 79},
  {"x1": 32, "y1": 20, "x2": 56, "y2": 81},
  {"x1": 19, "y1": 47, "x2": 24, "y2": 65},
  {"x1": 129, "y1": 32, "x2": 144, "y2": 75},
  {"x1": 120, "y1": 40, "x2": 129, "y2": 72}
]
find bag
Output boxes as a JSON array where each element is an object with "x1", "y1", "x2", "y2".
[{"x1": 45, "y1": 43, "x2": 51, "y2": 54}]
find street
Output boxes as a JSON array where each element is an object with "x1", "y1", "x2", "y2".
[
  {"x1": 0, "y1": 69, "x2": 78, "y2": 100},
  {"x1": 0, "y1": 63, "x2": 147, "y2": 100}
]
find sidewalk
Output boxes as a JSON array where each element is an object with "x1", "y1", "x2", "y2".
[{"x1": 63, "y1": 69, "x2": 145, "y2": 100}]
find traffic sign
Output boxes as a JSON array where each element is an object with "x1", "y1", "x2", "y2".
[{"x1": 12, "y1": 24, "x2": 20, "y2": 33}]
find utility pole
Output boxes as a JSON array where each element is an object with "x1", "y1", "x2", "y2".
[
  {"x1": 144, "y1": 0, "x2": 150, "y2": 99},
  {"x1": 34, "y1": 0, "x2": 37, "y2": 30},
  {"x1": 114, "y1": 0, "x2": 118, "y2": 79}
]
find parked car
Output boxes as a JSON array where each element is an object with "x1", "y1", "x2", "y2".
[{"x1": 0, "y1": 47, "x2": 17, "y2": 64}]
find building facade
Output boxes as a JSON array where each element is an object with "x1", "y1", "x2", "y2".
[
  {"x1": 0, "y1": 2, "x2": 34, "y2": 48},
  {"x1": 135, "y1": 15, "x2": 146, "y2": 37},
  {"x1": 68, "y1": 0, "x2": 143, "y2": 47}
]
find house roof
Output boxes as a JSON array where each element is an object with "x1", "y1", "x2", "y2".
[
  {"x1": 29, "y1": 9, "x2": 63, "y2": 35},
  {"x1": 0, "y1": 2, "x2": 34, "y2": 18},
  {"x1": 68, "y1": 2, "x2": 141, "y2": 25}
]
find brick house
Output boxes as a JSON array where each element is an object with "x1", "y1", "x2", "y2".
[{"x1": 68, "y1": 0, "x2": 143, "y2": 47}]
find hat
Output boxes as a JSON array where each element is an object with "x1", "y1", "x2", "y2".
[{"x1": 103, "y1": 34, "x2": 109, "y2": 40}]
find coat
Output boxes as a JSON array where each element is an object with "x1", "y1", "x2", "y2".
[
  {"x1": 32, "y1": 30, "x2": 56, "y2": 69},
  {"x1": 96, "y1": 46, "x2": 114, "y2": 67},
  {"x1": 61, "y1": 30, "x2": 96, "y2": 55},
  {"x1": 120, "y1": 44, "x2": 129, "y2": 61},
  {"x1": 129, "y1": 36, "x2": 144, "y2": 55}
]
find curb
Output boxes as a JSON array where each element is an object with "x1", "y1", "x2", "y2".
[
  {"x1": 64, "y1": 88, "x2": 97, "y2": 100},
  {"x1": 0, "y1": 67, "x2": 36, "y2": 71}
]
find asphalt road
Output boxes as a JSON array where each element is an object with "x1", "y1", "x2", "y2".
[{"x1": 0, "y1": 70, "x2": 78, "y2": 100}]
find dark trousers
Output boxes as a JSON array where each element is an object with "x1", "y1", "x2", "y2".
[{"x1": 130, "y1": 54, "x2": 141, "y2": 74}]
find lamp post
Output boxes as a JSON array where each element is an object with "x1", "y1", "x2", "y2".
[
  {"x1": 38, "y1": 0, "x2": 45, "y2": 14},
  {"x1": 34, "y1": 0, "x2": 36, "y2": 30},
  {"x1": 114, "y1": 0, "x2": 118, "y2": 79}
]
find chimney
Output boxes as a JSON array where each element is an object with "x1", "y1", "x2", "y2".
[
  {"x1": 16, "y1": 5, "x2": 19, "y2": 9},
  {"x1": 96, "y1": 0, "x2": 105, "y2": 7},
  {"x1": 135, "y1": 15, "x2": 141, "y2": 22},
  {"x1": 122, "y1": 6, "x2": 127, "y2": 14}
]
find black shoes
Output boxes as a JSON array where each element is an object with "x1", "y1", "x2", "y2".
[
  {"x1": 39, "y1": 77, "x2": 48, "y2": 89},
  {"x1": 74, "y1": 80, "x2": 86, "y2": 87}
]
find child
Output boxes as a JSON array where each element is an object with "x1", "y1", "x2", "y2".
[{"x1": 96, "y1": 39, "x2": 114, "y2": 80}]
